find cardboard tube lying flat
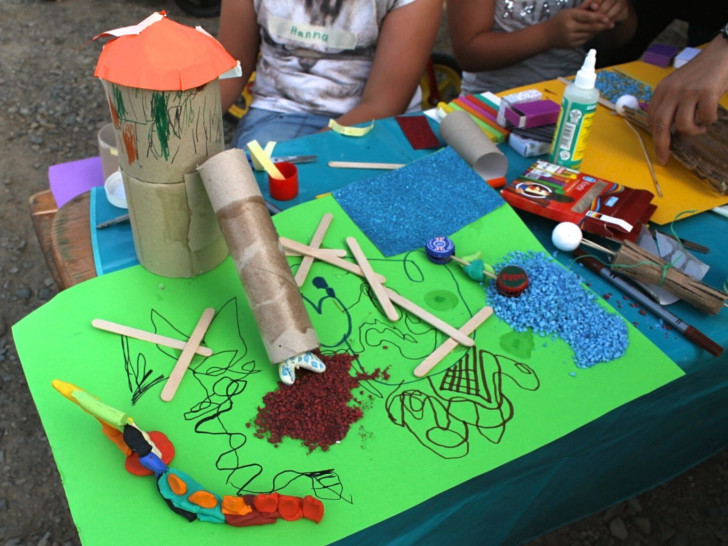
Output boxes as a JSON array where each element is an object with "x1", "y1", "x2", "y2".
[
  {"x1": 198, "y1": 149, "x2": 319, "y2": 363},
  {"x1": 440, "y1": 110, "x2": 508, "y2": 181}
]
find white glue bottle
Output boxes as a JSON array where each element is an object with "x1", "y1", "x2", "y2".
[{"x1": 548, "y1": 49, "x2": 599, "y2": 169}]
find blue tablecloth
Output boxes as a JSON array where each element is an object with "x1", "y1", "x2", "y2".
[{"x1": 86, "y1": 114, "x2": 728, "y2": 545}]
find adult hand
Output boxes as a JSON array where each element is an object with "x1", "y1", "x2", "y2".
[
  {"x1": 648, "y1": 35, "x2": 728, "y2": 164},
  {"x1": 546, "y1": 8, "x2": 613, "y2": 49}
]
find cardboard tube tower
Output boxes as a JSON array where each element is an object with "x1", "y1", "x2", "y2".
[{"x1": 94, "y1": 12, "x2": 238, "y2": 277}]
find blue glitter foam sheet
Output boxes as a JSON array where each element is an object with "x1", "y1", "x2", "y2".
[{"x1": 332, "y1": 146, "x2": 505, "y2": 257}]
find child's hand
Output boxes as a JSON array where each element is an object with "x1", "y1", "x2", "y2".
[
  {"x1": 581, "y1": 0, "x2": 630, "y2": 24},
  {"x1": 546, "y1": 8, "x2": 613, "y2": 48}
]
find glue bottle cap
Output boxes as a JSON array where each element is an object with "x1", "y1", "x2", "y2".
[{"x1": 574, "y1": 49, "x2": 597, "y2": 90}]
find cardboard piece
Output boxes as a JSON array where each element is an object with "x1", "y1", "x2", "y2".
[
  {"x1": 197, "y1": 149, "x2": 319, "y2": 363},
  {"x1": 440, "y1": 110, "x2": 508, "y2": 181},
  {"x1": 122, "y1": 170, "x2": 228, "y2": 277},
  {"x1": 100, "y1": 79, "x2": 225, "y2": 184}
]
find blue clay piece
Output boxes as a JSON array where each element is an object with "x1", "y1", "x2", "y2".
[
  {"x1": 485, "y1": 251, "x2": 628, "y2": 368},
  {"x1": 333, "y1": 147, "x2": 504, "y2": 257}
]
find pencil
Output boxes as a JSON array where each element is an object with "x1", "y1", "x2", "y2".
[
  {"x1": 96, "y1": 213, "x2": 130, "y2": 230},
  {"x1": 573, "y1": 249, "x2": 723, "y2": 357}
]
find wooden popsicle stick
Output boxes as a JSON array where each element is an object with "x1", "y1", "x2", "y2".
[
  {"x1": 346, "y1": 236, "x2": 399, "y2": 321},
  {"x1": 295, "y1": 213, "x2": 334, "y2": 287},
  {"x1": 285, "y1": 248, "x2": 346, "y2": 259},
  {"x1": 280, "y1": 237, "x2": 474, "y2": 346},
  {"x1": 247, "y1": 140, "x2": 285, "y2": 179},
  {"x1": 160, "y1": 308, "x2": 216, "y2": 402},
  {"x1": 92, "y1": 319, "x2": 213, "y2": 357},
  {"x1": 414, "y1": 306, "x2": 493, "y2": 377},
  {"x1": 280, "y1": 237, "x2": 386, "y2": 284},
  {"x1": 328, "y1": 161, "x2": 405, "y2": 170}
]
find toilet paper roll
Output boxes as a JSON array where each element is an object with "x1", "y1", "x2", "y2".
[
  {"x1": 97, "y1": 122, "x2": 120, "y2": 182},
  {"x1": 122, "y1": 171, "x2": 228, "y2": 277},
  {"x1": 100, "y1": 78, "x2": 225, "y2": 184},
  {"x1": 198, "y1": 148, "x2": 319, "y2": 364},
  {"x1": 440, "y1": 110, "x2": 508, "y2": 181}
]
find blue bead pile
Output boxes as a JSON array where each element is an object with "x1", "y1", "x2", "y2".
[
  {"x1": 595, "y1": 69, "x2": 653, "y2": 106},
  {"x1": 485, "y1": 251, "x2": 628, "y2": 368}
]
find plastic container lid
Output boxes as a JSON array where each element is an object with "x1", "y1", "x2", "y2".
[{"x1": 104, "y1": 170, "x2": 128, "y2": 209}]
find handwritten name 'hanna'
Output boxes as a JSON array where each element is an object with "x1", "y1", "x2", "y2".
[{"x1": 290, "y1": 25, "x2": 328, "y2": 42}]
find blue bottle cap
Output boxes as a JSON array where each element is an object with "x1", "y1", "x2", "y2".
[{"x1": 425, "y1": 236, "x2": 455, "y2": 264}]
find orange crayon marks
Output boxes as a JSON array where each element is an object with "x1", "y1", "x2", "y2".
[{"x1": 121, "y1": 124, "x2": 138, "y2": 164}]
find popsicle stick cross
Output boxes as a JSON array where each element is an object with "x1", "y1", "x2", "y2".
[{"x1": 91, "y1": 308, "x2": 216, "y2": 402}]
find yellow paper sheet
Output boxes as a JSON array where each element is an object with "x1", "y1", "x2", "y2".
[{"x1": 512, "y1": 60, "x2": 728, "y2": 225}]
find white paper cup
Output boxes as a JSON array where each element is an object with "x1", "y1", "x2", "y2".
[{"x1": 98, "y1": 122, "x2": 119, "y2": 182}]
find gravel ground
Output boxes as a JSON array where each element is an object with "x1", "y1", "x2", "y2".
[{"x1": 1, "y1": 1, "x2": 727, "y2": 545}]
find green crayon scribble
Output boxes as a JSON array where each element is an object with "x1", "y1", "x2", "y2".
[
  {"x1": 150, "y1": 91, "x2": 170, "y2": 160},
  {"x1": 112, "y1": 85, "x2": 126, "y2": 119}
]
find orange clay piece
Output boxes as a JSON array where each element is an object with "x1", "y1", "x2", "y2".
[
  {"x1": 167, "y1": 473, "x2": 187, "y2": 496},
  {"x1": 302, "y1": 496, "x2": 325, "y2": 524},
  {"x1": 100, "y1": 423, "x2": 133, "y2": 456},
  {"x1": 188, "y1": 490, "x2": 218, "y2": 509},
  {"x1": 254, "y1": 492, "x2": 279, "y2": 514},
  {"x1": 278, "y1": 495, "x2": 304, "y2": 521},
  {"x1": 222, "y1": 495, "x2": 253, "y2": 516}
]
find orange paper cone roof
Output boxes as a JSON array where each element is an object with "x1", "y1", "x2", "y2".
[{"x1": 94, "y1": 12, "x2": 237, "y2": 91}]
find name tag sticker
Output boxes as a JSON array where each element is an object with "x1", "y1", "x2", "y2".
[{"x1": 268, "y1": 16, "x2": 357, "y2": 49}]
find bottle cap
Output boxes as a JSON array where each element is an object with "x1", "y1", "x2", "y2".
[
  {"x1": 425, "y1": 236, "x2": 455, "y2": 264},
  {"x1": 496, "y1": 265, "x2": 529, "y2": 297}
]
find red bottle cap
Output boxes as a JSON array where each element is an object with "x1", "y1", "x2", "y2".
[{"x1": 496, "y1": 265, "x2": 529, "y2": 297}]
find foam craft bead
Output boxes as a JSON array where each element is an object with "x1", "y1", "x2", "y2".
[
  {"x1": 551, "y1": 221, "x2": 583, "y2": 252},
  {"x1": 615, "y1": 94, "x2": 640, "y2": 116}
]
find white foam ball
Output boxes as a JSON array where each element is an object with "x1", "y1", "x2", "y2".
[
  {"x1": 551, "y1": 222, "x2": 583, "y2": 252},
  {"x1": 615, "y1": 94, "x2": 639, "y2": 115}
]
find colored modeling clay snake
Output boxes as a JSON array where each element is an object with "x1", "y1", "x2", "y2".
[{"x1": 52, "y1": 379, "x2": 324, "y2": 527}]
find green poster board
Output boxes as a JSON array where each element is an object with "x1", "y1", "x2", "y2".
[{"x1": 13, "y1": 195, "x2": 682, "y2": 544}]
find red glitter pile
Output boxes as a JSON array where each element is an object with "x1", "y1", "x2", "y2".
[{"x1": 254, "y1": 352, "x2": 383, "y2": 452}]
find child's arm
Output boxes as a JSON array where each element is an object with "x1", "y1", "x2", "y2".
[
  {"x1": 218, "y1": 0, "x2": 261, "y2": 112},
  {"x1": 332, "y1": 0, "x2": 442, "y2": 127},
  {"x1": 447, "y1": 0, "x2": 613, "y2": 72}
]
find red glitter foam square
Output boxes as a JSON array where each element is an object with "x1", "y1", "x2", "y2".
[{"x1": 395, "y1": 115, "x2": 441, "y2": 150}]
